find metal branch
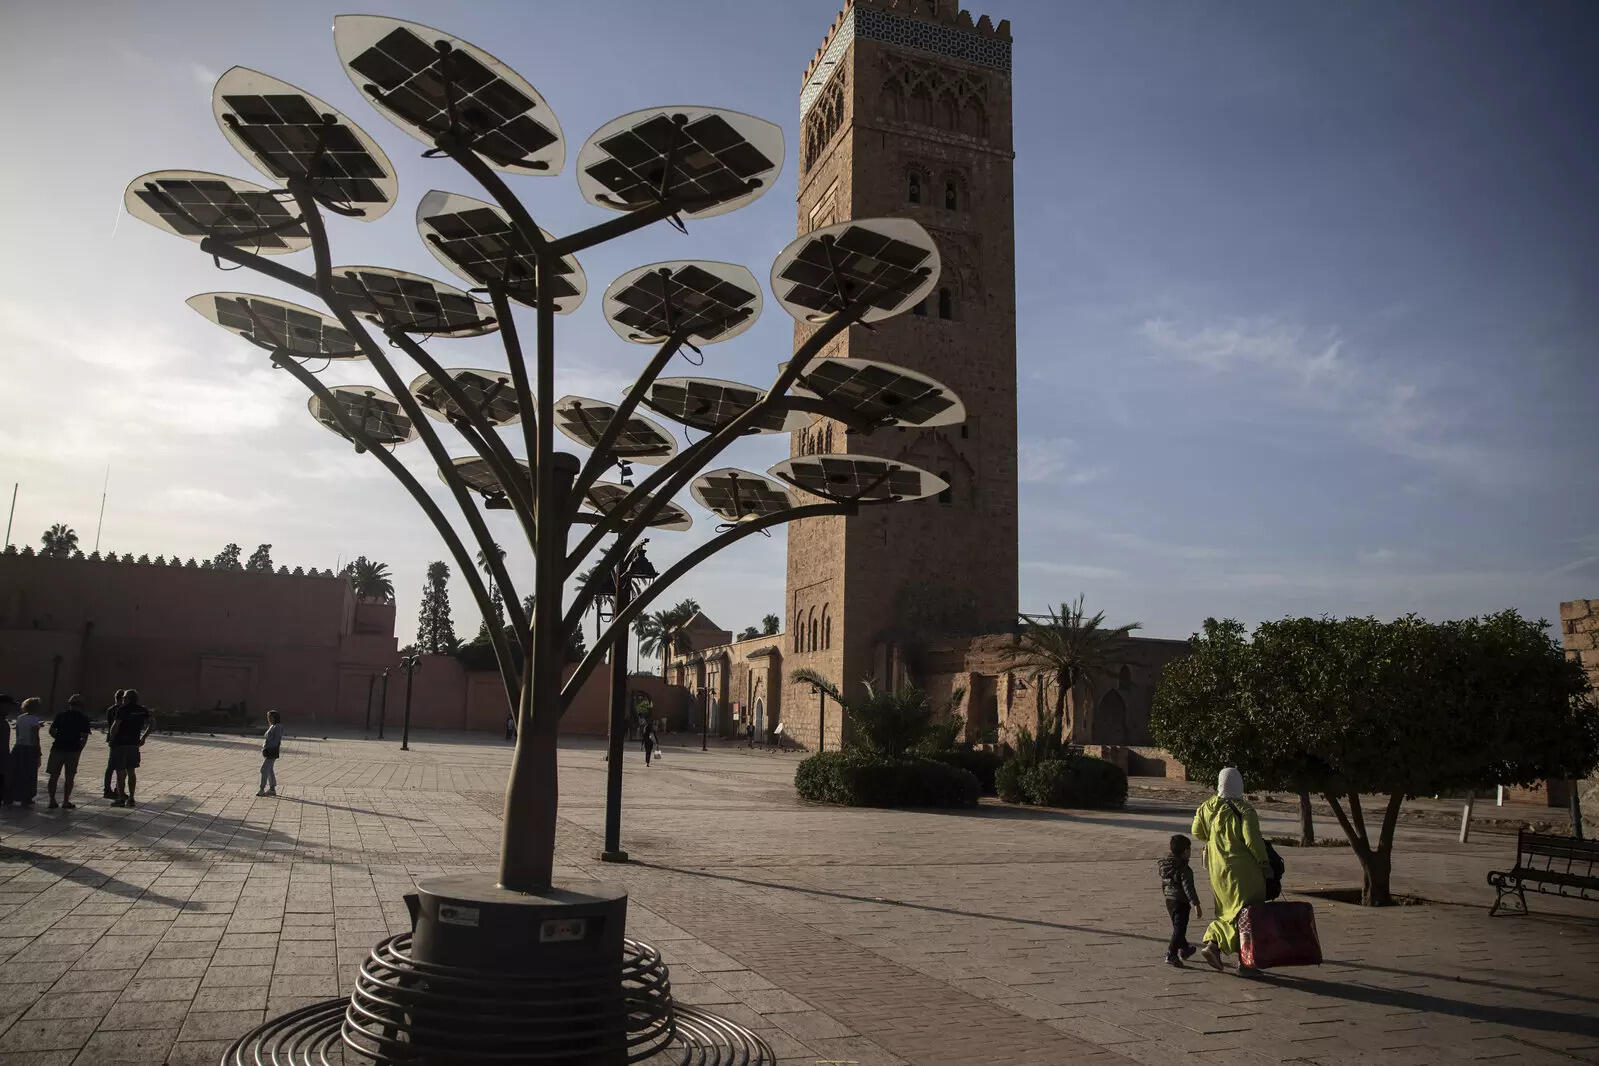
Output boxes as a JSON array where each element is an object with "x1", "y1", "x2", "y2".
[
  {"x1": 287, "y1": 180, "x2": 526, "y2": 637},
  {"x1": 561, "y1": 502, "x2": 853, "y2": 707},
  {"x1": 563, "y1": 435, "x2": 714, "y2": 578},
  {"x1": 566, "y1": 331, "x2": 688, "y2": 522},
  {"x1": 271, "y1": 354, "x2": 519, "y2": 701},
  {"x1": 561, "y1": 294, "x2": 875, "y2": 636}
]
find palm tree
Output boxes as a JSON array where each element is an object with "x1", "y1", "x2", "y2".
[
  {"x1": 762, "y1": 613, "x2": 781, "y2": 636},
  {"x1": 341, "y1": 556, "x2": 395, "y2": 603},
  {"x1": 634, "y1": 598, "x2": 700, "y2": 678},
  {"x1": 40, "y1": 524, "x2": 78, "y2": 558},
  {"x1": 477, "y1": 543, "x2": 507, "y2": 623},
  {"x1": 1007, "y1": 595, "x2": 1141, "y2": 753}
]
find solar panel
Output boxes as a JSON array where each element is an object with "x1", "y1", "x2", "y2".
[
  {"x1": 124, "y1": 170, "x2": 310, "y2": 254},
  {"x1": 187, "y1": 292, "x2": 364, "y2": 360},
  {"x1": 787, "y1": 358, "x2": 965, "y2": 429},
  {"x1": 213, "y1": 68, "x2": 397, "y2": 220},
  {"x1": 576, "y1": 106, "x2": 783, "y2": 219},
  {"x1": 554, "y1": 397, "x2": 677, "y2": 466},
  {"x1": 602, "y1": 261, "x2": 761, "y2": 346},
  {"x1": 331, "y1": 266, "x2": 498, "y2": 337},
  {"x1": 335, "y1": 16, "x2": 564, "y2": 175},
  {"x1": 410, "y1": 368, "x2": 523, "y2": 426},
  {"x1": 768, "y1": 454, "x2": 946, "y2": 504},
  {"x1": 584, "y1": 481, "x2": 693, "y2": 532},
  {"x1": 641, "y1": 377, "x2": 807, "y2": 435},
  {"x1": 415, "y1": 191, "x2": 584, "y2": 313},
  {"x1": 307, "y1": 387, "x2": 416, "y2": 446},
  {"x1": 770, "y1": 218, "x2": 940, "y2": 324},
  {"x1": 690, "y1": 468, "x2": 797, "y2": 523},
  {"x1": 444, "y1": 456, "x2": 530, "y2": 497}
]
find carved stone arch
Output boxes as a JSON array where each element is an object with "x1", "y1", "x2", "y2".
[
  {"x1": 936, "y1": 90, "x2": 959, "y2": 131},
  {"x1": 821, "y1": 604, "x2": 832, "y2": 650},
  {"x1": 908, "y1": 81, "x2": 933, "y2": 125},
  {"x1": 882, "y1": 77, "x2": 905, "y2": 121},
  {"x1": 802, "y1": 72, "x2": 847, "y2": 172},
  {"x1": 808, "y1": 607, "x2": 818, "y2": 653},
  {"x1": 895, "y1": 430, "x2": 976, "y2": 507},
  {"x1": 940, "y1": 169, "x2": 969, "y2": 212},
  {"x1": 960, "y1": 96, "x2": 988, "y2": 138},
  {"x1": 794, "y1": 611, "x2": 806, "y2": 652}
]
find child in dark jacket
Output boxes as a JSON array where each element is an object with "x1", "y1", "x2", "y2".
[{"x1": 1158, "y1": 834, "x2": 1203, "y2": 966}]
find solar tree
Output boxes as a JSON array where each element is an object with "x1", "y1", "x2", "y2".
[{"x1": 126, "y1": 15, "x2": 965, "y2": 1063}]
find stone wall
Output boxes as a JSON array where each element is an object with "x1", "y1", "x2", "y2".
[{"x1": 1560, "y1": 598, "x2": 1599, "y2": 825}]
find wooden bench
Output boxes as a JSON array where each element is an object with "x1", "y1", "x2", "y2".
[{"x1": 1487, "y1": 829, "x2": 1599, "y2": 915}]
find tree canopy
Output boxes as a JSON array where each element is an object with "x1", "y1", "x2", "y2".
[
  {"x1": 762, "y1": 614, "x2": 781, "y2": 636},
  {"x1": 1008, "y1": 595, "x2": 1141, "y2": 752},
  {"x1": 212, "y1": 543, "x2": 243, "y2": 570},
  {"x1": 341, "y1": 556, "x2": 395, "y2": 604},
  {"x1": 416, "y1": 560, "x2": 459, "y2": 654},
  {"x1": 1152, "y1": 612, "x2": 1598, "y2": 904},
  {"x1": 40, "y1": 523, "x2": 78, "y2": 558},
  {"x1": 246, "y1": 544, "x2": 273, "y2": 572}
]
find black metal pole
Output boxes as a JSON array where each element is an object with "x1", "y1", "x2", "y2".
[
  {"x1": 599, "y1": 563, "x2": 632, "y2": 862},
  {"x1": 47, "y1": 654, "x2": 62, "y2": 715},
  {"x1": 818, "y1": 687, "x2": 826, "y2": 753},
  {"x1": 364, "y1": 674, "x2": 375, "y2": 734},
  {"x1": 701, "y1": 689, "x2": 708, "y2": 752},
  {"x1": 378, "y1": 669, "x2": 389, "y2": 740},
  {"x1": 401, "y1": 657, "x2": 416, "y2": 752}
]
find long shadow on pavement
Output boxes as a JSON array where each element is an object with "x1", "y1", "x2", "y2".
[
  {"x1": 1259, "y1": 969, "x2": 1599, "y2": 1038},
  {"x1": 0, "y1": 846, "x2": 192, "y2": 909}
]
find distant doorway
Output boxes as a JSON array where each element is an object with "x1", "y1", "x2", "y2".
[{"x1": 754, "y1": 697, "x2": 766, "y2": 737}]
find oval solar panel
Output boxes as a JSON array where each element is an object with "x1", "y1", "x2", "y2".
[
  {"x1": 409, "y1": 368, "x2": 524, "y2": 426},
  {"x1": 768, "y1": 453, "x2": 947, "y2": 504},
  {"x1": 212, "y1": 68, "x2": 398, "y2": 220},
  {"x1": 335, "y1": 15, "x2": 564, "y2": 176},
  {"x1": 188, "y1": 292, "x2": 365, "y2": 360},
  {"x1": 690, "y1": 468, "x2": 798, "y2": 523},
  {"x1": 554, "y1": 397, "x2": 678, "y2": 466},
  {"x1": 330, "y1": 266, "x2": 499, "y2": 338},
  {"x1": 583, "y1": 481, "x2": 693, "y2": 532},
  {"x1": 307, "y1": 386, "x2": 417, "y2": 447},
  {"x1": 640, "y1": 378, "x2": 808, "y2": 435},
  {"x1": 416, "y1": 190, "x2": 585, "y2": 314},
  {"x1": 602, "y1": 261, "x2": 761, "y2": 346},
  {"x1": 786, "y1": 358, "x2": 966, "y2": 429},
  {"x1": 576, "y1": 106, "x2": 783, "y2": 219},
  {"x1": 444, "y1": 456, "x2": 530, "y2": 497},
  {"x1": 124, "y1": 170, "x2": 311, "y2": 254},
  {"x1": 769, "y1": 219, "x2": 941, "y2": 324}
]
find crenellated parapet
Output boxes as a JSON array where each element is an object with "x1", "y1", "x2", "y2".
[{"x1": 801, "y1": 0, "x2": 1011, "y2": 118}]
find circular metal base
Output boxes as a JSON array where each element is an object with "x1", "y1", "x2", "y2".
[{"x1": 222, "y1": 937, "x2": 775, "y2": 1065}]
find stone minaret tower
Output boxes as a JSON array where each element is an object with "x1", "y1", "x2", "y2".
[{"x1": 784, "y1": 0, "x2": 1017, "y2": 747}]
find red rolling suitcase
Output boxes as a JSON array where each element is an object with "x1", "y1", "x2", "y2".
[{"x1": 1238, "y1": 901, "x2": 1322, "y2": 968}]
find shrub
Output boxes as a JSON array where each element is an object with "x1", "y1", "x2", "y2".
[
  {"x1": 926, "y1": 748, "x2": 1002, "y2": 795},
  {"x1": 1021, "y1": 755, "x2": 1128, "y2": 810},
  {"x1": 995, "y1": 757, "x2": 1027, "y2": 803},
  {"x1": 795, "y1": 751, "x2": 979, "y2": 809}
]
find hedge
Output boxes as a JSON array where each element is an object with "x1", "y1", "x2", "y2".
[
  {"x1": 1020, "y1": 755, "x2": 1128, "y2": 810},
  {"x1": 995, "y1": 757, "x2": 1026, "y2": 803},
  {"x1": 925, "y1": 749, "x2": 1003, "y2": 795},
  {"x1": 795, "y1": 751, "x2": 980, "y2": 808}
]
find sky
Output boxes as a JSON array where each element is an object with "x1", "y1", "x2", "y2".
[{"x1": 1, "y1": 0, "x2": 1595, "y2": 652}]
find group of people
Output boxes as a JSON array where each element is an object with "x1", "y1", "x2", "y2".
[
  {"x1": 0, "y1": 689, "x2": 154, "y2": 808},
  {"x1": 1158, "y1": 766, "x2": 1284, "y2": 971}
]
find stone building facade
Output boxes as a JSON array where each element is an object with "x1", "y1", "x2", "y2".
[
  {"x1": 783, "y1": 0, "x2": 1020, "y2": 749},
  {"x1": 1556, "y1": 598, "x2": 1599, "y2": 821},
  {"x1": 663, "y1": 612, "x2": 785, "y2": 736}
]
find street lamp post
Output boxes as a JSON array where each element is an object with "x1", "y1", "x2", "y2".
[
  {"x1": 817, "y1": 684, "x2": 826, "y2": 753},
  {"x1": 377, "y1": 668, "x2": 389, "y2": 741},
  {"x1": 400, "y1": 653, "x2": 419, "y2": 751},
  {"x1": 363, "y1": 673, "x2": 375, "y2": 735},
  {"x1": 600, "y1": 543, "x2": 654, "y2": 863}
]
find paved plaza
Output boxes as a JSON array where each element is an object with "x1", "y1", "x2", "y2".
[{"x1": 0, "y1": 731, "x2": 1596, "y2": 1065}]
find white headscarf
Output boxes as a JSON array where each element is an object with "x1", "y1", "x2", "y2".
[{"x1": 1217, "y1": 766, "x2": 1244, "y2": 800}]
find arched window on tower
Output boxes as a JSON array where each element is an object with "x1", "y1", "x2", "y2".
[
  {"x1": 938, "y1": 287, "x2": 953, "y2": 319},
  {"x1": 945, "y1": 181, "x2": 958, "y2": 210},
  {"x1": 908, "y1": 172, "x2": 921, "y2": 204},
  {"x1": 794, "y1": 612, "x2": 805, "y2": 652},
  {"x1": 822, "y1": 606, "x2": 832, "y2": 650},
  {"x1": 808, "y1": 608, "x2": 818, "y2": 653}
]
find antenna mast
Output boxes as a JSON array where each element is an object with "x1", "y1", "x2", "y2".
[
  {"x1": 4, "y1": 483, "x2": 15, "y2": 549},
  {"x1": 93, "y1": 465, "x2": 109, "y2": 552}
]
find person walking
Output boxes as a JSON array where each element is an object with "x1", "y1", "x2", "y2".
[
  {"x1": 257, "y1": 711, "x2": 283, "y2": 796},
  {"x1": 1191, "y1": 767, "x2": 1270, "y2": 973},
  {"x1": 504, "y1": 711, "x2": 516, "y2": 742},
  {"x1": 6, "y1": 698, "x2": 46, "y2": 806},
  {"x1": 108, "y1": 689, "x2": 154, "y2": 808},
  {"x1": 642, "y1": 720, "x2": 658, "y2": 767},
  {"x1": 45, "y1": 694, "x2": 94, "y2": 809},
  {"x1": 1156, "y1": 834, "x2": 1202, "y2": 967},
  {"x1": 102, "y1": 689, "x2": 125, "y2": 799},
  {"x1": 0, "y1": 694, "x2": 13, "y2": 802}
]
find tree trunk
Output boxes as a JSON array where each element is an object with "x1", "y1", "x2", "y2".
[
  {"x1": 1359, "y1": 847, "x2": 1392, "y2": 907},
  {"x1": 1033, "y1": 674, "x2": 1045, "y2": 758},
  {"x1": 498, "y1": 682, "x2": 558, "y2": 893},
  {"x1": 1298, "y1": 790, "x2": 1315, "y2": 846},
  {"x1": 1052, "y1": 670, "x2": 1068, "y2": 751}
]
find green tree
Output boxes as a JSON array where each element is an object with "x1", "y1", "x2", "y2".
[
  {"x1": 790, "y1": 670, "x2": 963, "y2": 759},
  {"x1": 246, "y1": 544, "x2": 273, "y2": 572},
  {"x1": 1007, "y1": 596, "x2": 1141, "y2": 754},
  {"x1": 39, "y1": 523, "x2": 78, "y2": 558},
  {"x1": 1152, "y1": 612, "x2": 1599, "y2": 906},
  {"x1": 762, "y1": 613, "x2": 781, "y2": 636},
  {"x1": 341, "y1": 556, "x2": 395, "y2": 603},
  {"x1": 739, "y1": 626, "x2": 760, "y2": 641},
  {"x1": 212, "y1": 543, "x2": 243, "y2": 570},
  {"x1": 416, "y1": 560, "x2": 459, "y2": 654},
  {"x1": 634, "y1": 598, "x2": 701, "y2": 676},
  {"x1": 477, "y1": 543, "x2": 507, "y2": 624}
]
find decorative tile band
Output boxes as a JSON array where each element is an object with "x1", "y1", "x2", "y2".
[{"x1": 802, "y1": 7, "x2": 1012, "y2": 118}]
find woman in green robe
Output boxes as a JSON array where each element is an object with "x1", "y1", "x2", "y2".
[{"x1": 1191, "y1": 766, "x2": 1269, "y2": 971}]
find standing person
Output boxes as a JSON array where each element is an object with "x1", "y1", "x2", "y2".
[
  {"x1": 257, "y1": 711, "x2": 283, "y2": 797},
  {"x1": 504, "y1": 711, "x2": 515, "y2": 742},
  {"x1": 746, "y1": 720, "x2": 755, "y2": 748},
  {"x1": 0, "y1": 694, "x2": 13, "y2": 803},
  {"x1": 45, "y1": 694, "x2": 94, "y2": 809},
  {"x1": 1157, "y1": 834, "x2": 1203, "y2": 967},
  {"x1": 642, "y1": 719, "x2": 658, "y2": 767},
  {"x1": 1191, "y1": 767, "x2": 1270, "y2": 972},
  {"x1": 108, "y1": 689, "x2": 154, "y2": 808},
  {"x1": 6, "y1": 698, "x2": 46, "y2": 806},
  {"x1": 102, "y1": 689, "x2": 125, "y2": 799}
]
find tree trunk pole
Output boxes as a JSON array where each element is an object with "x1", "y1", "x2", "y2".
[
  {"x1": 1459, "y1": 794, "x2": 1475, "y2": 844},
  {"x1": 1298, "y1": 790, "x2": 1315, "y2": 846},
  {"x1": 1571, "y1": 780, "x2": 1585, "y2": 839},
  {"x1": 600, "y1": 564, "x2": 631, "y2": 861}
]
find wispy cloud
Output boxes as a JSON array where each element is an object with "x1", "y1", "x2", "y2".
[
  {"x1": 1022, "y1": 560, "x2": 1127, "y2": 581},
  {"x1": 1137, "y1": 314, "x2": 1522, "y2": 489},
  {"x1": 1018, "y1": 436, "x2": 1107, "y2": 485}
]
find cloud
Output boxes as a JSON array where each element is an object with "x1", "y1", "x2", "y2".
[
  {"x1": 1018, "y1": 437, "x2": 1107, "y2": 486},
  {"x1": 1022, "y1": 560, "x2": 1127, "y2": 581},
  {"x1": 1357, "y1": 547, "x2": 1399, "y2": 565},
  {"x1": 1137, "y1": 314, "x2": 1521, "y2": 489}
]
